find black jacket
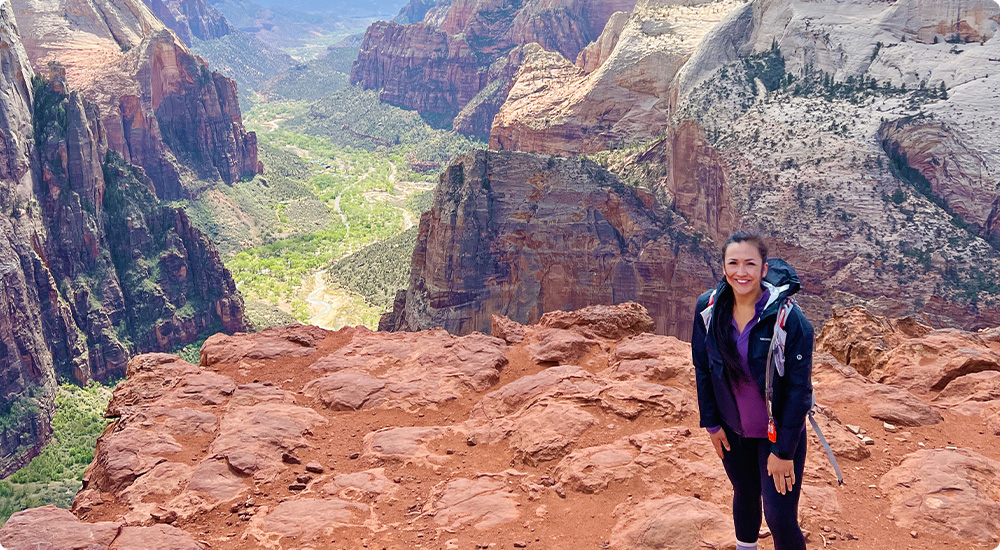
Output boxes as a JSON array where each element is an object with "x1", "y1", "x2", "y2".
[{"x1": 691, "y1": 258, "x2": 814, "y2": 460}]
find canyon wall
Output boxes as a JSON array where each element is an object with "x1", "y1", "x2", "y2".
[
  {"x1": 11, "y1": 0, "x2": 261, "y2": 200},
  {"x1": 352, "y1": 0, "x2": 638, "y2": 137},
  {"x1": 0, "y1": 0, "x2": 249, "y2": 474},
  {"x1": 380, "y1": 149, "x2": 720, "y2": 339}
]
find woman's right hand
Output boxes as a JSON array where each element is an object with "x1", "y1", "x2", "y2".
[{"x1": 710, "y1": 429, "x2": 730, "y2": 458}]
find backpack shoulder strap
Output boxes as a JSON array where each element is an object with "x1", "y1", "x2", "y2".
[
  {"x1": 700, "y1": 289, "x2": 718, "y2": 331},
  {"x1": 766, "y1": 297, "x2": 844, "y2": 485}
]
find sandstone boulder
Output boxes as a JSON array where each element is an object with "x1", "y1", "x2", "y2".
[
  {"x1": 200, "y1": 325, "x2": 331, "y2": 365},
  {"x1": 304, "y1": 327, "x2": 508, "y2": 411},
  {"x1": 812, "y1": 353, "x2": 942, "y2": 427},
  {"x1": 880, "y1": 449, "x2": 1000, "y2": 545},
  {"x1": 430, "y1": 476, "x2": 520, "y2": 530},
  {"x1": 0, "y1": 506, "x2": 120, "y2": 550},
  {"x1": 876, "y1": 330, "x2": 1000, "y2": 395},
  {"x1": 110, "y1": 524, "x2": 203, "y2": 550},
  {"x1": 605, "y1": 332, "x2": 695, "y2": 387},
  {"x1": 525, "y1": 328, "x2": 601, "y2": 365},
  {"x1": 610, "y1": 495, "x2": 736, "y2": 550},
  {"x1": 256, "y1": 498, "x2": 368, "y2": 542}
]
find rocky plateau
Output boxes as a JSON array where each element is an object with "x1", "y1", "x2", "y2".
[{"x1": 3, "y1": 302, "x2": 1000, "y2": 549}]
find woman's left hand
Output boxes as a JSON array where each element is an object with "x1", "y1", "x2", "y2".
[{"x1": 767, "y1": 453, "x2": 795, "y2": 495}]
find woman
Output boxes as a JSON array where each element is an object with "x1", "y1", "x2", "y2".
[{"x1": 691, "y1": 231, "x2": 814, "y2": 550}]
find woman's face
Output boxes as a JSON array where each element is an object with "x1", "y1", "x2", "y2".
[{"x1": 724, "y1": 241, "x2": 768, "y2": 299}]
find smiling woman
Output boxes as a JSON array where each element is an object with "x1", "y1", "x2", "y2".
[{"x1": 691, "y1": 231, "x2": 815, "y2": 550}]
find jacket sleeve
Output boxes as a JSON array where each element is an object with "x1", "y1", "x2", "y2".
[
  {"x1": 771, "y1": 305, "x2": 814, "y2": 459},
  {"x1": 692, "y1": 293, "x2": 720, "y2": 429}
]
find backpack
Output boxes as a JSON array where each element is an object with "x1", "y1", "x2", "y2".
[{"x1": 702, "y1": 290, "x2": 844, "y2": 485}]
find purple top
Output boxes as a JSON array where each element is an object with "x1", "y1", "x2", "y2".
[{"x1": 706, "y1": 288, "x2": 771, "y2": 438}]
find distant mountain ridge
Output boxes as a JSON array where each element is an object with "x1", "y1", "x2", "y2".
[{"x1": 351, "y1": 0, "x2": 638, "y2": 137}]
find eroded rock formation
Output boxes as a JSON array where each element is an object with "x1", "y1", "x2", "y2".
[
  {"x1": 483, "y1": 0, "x2": 1000, "y2": 329},
  {"x1": 0, "y1": 0, "x2": 247, "y2": 474},
  {"x1": 352, "y1": 0, "x2": 638, "y2": 137},
  {"x1": 3, "y1": 304, "x2": 999, "y2": 549},
  {"x1": 11, "y1": 0, "x2": 260, "y2": 199},
  {"x1": 491, "y1": 0, "x2": 744, "y2": 154},
  {"x1": 379, "y1": 149, "x2": 720, "y2": 339}
]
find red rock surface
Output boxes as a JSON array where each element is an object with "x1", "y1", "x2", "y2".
[
  {"x1": 379, "y1": 149, "x2": 721, "y2": 340},
  {"x1": 3, "y1": 304, "x2": 1000, "y2": 549}
]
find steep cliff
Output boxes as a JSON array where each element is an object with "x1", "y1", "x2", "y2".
[
  {"x1": 143, "y1": 0, "x2": 295, "y2": 96},
  {"x1": 380, "y1": 149, "x2": 720, "y2": 339},
  {"x1": 0, "y1": 0, "x2": 61, "y2": 477},
  {"x1": 11, "y1": 0, "x2": 261, "y2": 200},
  {"x1": 0, "y1": 1, "x2": 249, "y2": 474},
  {"x1": 352, "y1": 0, "x2": 638, "y2": 136},
  {"x1": 145, "y1": 0, "x2": 233, "y2": 43}
]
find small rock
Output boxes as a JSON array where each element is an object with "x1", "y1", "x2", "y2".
[
  {"x1": 862, "y1": 437, "x2": 875, "y2": 445},
  {"x1": 296, "y1": 474, "x2": 312, "y2": 484},
  {"x1": 281, "y1": 452, "x2": 301, "y2": 465},
  {"x1": 910, "y1": 531, "x2": 918, "y2": 538},
  {"x1": 514, "y1": 543, "x2": 528, "y2": 548},
  {"x1": 883, "y1": 422, "x2": 897, "y2": 433},
  {"x1": 288, "y1": 483, "x2": 307, "y2": 491},
  {"x1": 305, "y1": 462, "x2": 325, "y2": 473},
  {"x1": 349, "y1": 452, "x2": 360, "y2": 460},
  {"x1": 467, "y1": 436, "x2": 478, "y2": 447},
  {"x1": 846, "y1": 425, "x2": 861, "y2": 434},
  {"x1": 150, "y1": 509, "x2": 178, "y2": 524}
]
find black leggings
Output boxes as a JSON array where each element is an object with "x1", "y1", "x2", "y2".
[{"x1": 720, "y1": 426, "x2": 807, "y2": 550}]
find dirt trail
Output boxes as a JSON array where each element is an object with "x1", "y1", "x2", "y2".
[
  {"x1": 304, "y1": 270, "x2": 372, "y2": 329},
  {"x1": 333, "y1": 194, "x2": 349, "y2": 232}
]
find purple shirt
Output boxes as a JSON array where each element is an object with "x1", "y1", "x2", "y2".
[{"x1": 707, "y1": 288, "x2": 771, "y2": 438}]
